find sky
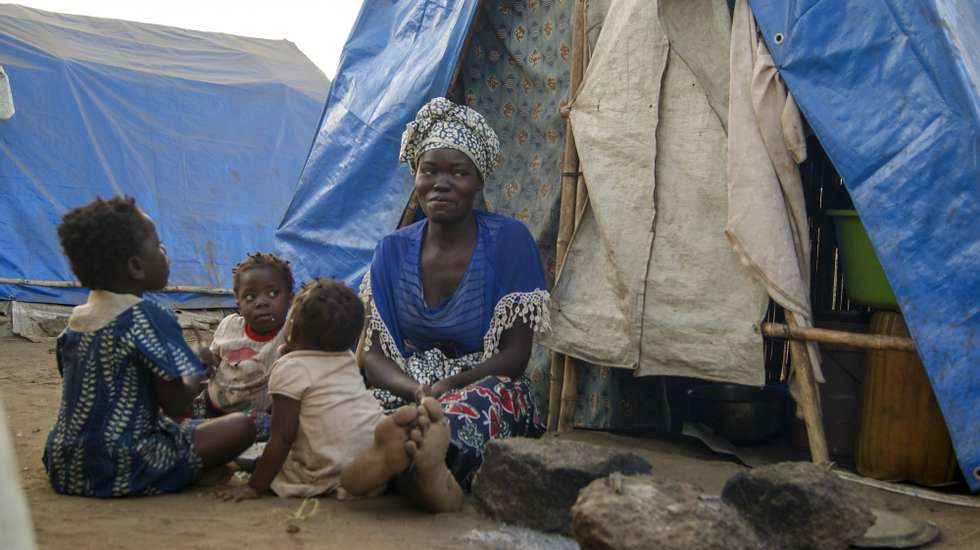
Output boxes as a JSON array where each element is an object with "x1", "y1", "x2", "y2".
[{"x1": 11, "y1": 0, "x2": 363, "y2": 79}]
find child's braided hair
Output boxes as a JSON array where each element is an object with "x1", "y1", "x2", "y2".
[
  {"x1": 289, "y1": 277, "x2": 364, "y2": 352},
  {"x1": 232, "y1": 252, "x2": 294, "y2": 296}
]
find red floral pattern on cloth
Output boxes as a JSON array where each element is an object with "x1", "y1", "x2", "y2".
[{"x1": 438, "y1": 376, "x2": 543, "y2": 487}]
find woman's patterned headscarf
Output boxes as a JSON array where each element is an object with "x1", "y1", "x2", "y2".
[{"x1": 399, "y1": 97, "x2": 500, "y2": 183}]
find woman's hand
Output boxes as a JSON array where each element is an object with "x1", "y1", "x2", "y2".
[
  {"x1": 431, "y1": 379, "x2": 453, "y2": 398},
  {"x1": 414, "y1": 384, "x2": 433, "y2": 403},
  {"x1": 214, "y1": 483, "x2": 261, "y2": 502}
]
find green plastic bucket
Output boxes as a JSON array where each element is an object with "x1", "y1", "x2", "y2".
[{"x1": 827, "y1": 209, "x2": 898, "y2": 310}]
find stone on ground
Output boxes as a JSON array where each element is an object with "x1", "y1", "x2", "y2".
[
  {"x1": 471, "y1": 438, "x2": 652, "y2": 534},
  {"x1": 721, "y1": 461, "x2": 875, "y2": 550},
  {"x1": 571, "y1": 474, "x2": 762, "y2": 550},
  {"x1": 457, "y1": 525, "x2": 578, "y2": 550}
]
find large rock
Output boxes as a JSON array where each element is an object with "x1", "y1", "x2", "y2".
[
  {"x1": 471, "y1": 438, "x2": 652, "y2": 534},
  {"x1": 571, "y1": 474, "x2": 763, "y2": 550},
  {"x1": 721, "y1": 462, "x2": 875, "y2": 550}
]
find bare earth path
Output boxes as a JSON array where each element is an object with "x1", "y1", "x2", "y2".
[{"x1": 2, "y1": 337, "x2": 977, "y2": 549}]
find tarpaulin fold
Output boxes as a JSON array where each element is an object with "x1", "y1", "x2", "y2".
[{"x1": 727, "y1": 0, "x2": 821, "y2": 384}]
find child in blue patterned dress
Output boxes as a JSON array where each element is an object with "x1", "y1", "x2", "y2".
[{"x1": 43, "y1": 196, "x2": 256, "y2": 497}]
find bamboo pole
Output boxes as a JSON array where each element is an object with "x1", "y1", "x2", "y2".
[
  {"x1": 446, "y1": 8, "x2": 480, "y2": 100},
  {"x1": 548, "y1": 0, "x2": 587, "y2": 432},
  {"x1": 762, "y1": 322, "x2": 915, "y2": 352},
  {"x1": 546, "y1": 351, "x2": 565, "y2": 431},
  {"x1": 552, "y1": 0, "x2": 589, "y2": 434},
  {"x1": 785, "y1": 311, "x2": 830, "y2": 464},
  {"x1": 557, "y1": 172, "x2": 589, "y2": 432},
  {"x1": 548, "y1": 123, "x2": 580, "y2": 432},
  {"x1": 554, "y1": 0, "x2": 587, "y2": 272},
  {"x1": 558, "y1": 354, "x2": 579, "y2": 431}
]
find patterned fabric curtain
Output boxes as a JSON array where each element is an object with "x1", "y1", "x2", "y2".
[{"x1": 450, "y1": 0, "x2": 670, "y2": 431}]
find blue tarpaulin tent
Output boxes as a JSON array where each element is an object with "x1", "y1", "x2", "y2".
[
  {"x1": 279, "y1": 0, "x2": 978, "y2": 491},
  {"x1": 0, "y1": 5, "x2": 328, "y2": 308},
  {"x1": 276, "y1": 0, "x2": 478, "y2": 288},
  {"x1": 750, "y1": 0, "x2": 980, "y2": 492}
]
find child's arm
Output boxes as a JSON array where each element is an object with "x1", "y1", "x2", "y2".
[
  {"x1": 193, "y1": 322, "x2": 225, "y2": 376},
  {"x1": 216, "y1": 394, "x2": 299, "y2": 501},
  {"x1": 154, "y1": 375, "x2": 204, "y2": 418}
]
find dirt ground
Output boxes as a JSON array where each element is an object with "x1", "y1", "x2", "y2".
[{"x1": 2, "y1": 336, "x2": 978, "y2": 549}]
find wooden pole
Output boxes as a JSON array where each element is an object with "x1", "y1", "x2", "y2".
[
  {"x1": 446, "y1": 8, "x2": 480, "y2": 100},
  {"x1": 762, "y1": 322, "x2": 915, "y2": 352},
  {"x1": 558, "y1": 354, "x2": 579, "y2": 432},
  {"x1": 0, "y1": 277, "x2": 233, "y2": 295},
  {"x1": 548, "y1": 124, "x2": 580, "y2": 431},
  {"x1": 398, "y1": 191, "x2": 420, "y2": 228},
  {"x1": 552, "y1": 0, "x2": 589, "y2": 434},
  {"x1": 573, "y1": 174, "x2": 588, "y2": 228},
  {"x1": 785, "y1": 311, "x2": 830, "y2": 464},
  {"x1": 547, "y1": 351, "x2": 565, "y2": 431}
]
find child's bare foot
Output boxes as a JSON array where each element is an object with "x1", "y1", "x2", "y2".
[
  {"x1": 399, "y1": 397, "x2": 463, "y2": 513},
  {"x1": 340, "y1": 405, "x2": 418, "y2": 496}
]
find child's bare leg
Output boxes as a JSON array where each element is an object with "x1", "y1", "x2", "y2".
[
  {"x1": 192, "y1": 412, "x2": 256, "y2": 469},
  {"x1": 396, "y1": 397, "x2": 463, "y2": 513},
  {"x1": 341, "y1": 405, "x2": 419, "y2": 496}
]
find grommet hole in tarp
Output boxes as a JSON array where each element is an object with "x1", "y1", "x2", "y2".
[
  {"x1": 973, "y1": 466, "x2": 980, "y2": 481},
  {"x1": 774, "y1": 32, "x2": 784, "y2": 44}
]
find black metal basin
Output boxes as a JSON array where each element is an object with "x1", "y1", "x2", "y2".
[{"x1": 687, "y1": 384, "x2": 788, "y2": 445}]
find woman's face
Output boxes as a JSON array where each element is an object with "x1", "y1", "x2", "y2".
[{"x1": 415, "y1": 148, "x2": 483, "y2": 225}]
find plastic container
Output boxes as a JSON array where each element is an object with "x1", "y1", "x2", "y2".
[
  {"x1": 826, "y1": 209, "x2": 898, "y2": 310},
  {"x1": 856, "y1": 311, "x2": 957, "y2": 486}
]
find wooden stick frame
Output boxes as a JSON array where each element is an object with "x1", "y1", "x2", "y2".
[
  {"x1": 545, "y1": 0, "x2": 835, "y2": 467},
  {"x1": 785, "y1": 312, "x2": 830, "y2": 464},
  {"x1": 762, "y1": 322, "x2": 915, "y2": 352},
  {"x1": 548, "y1": 0, "x2": 588, "y2": 433}
]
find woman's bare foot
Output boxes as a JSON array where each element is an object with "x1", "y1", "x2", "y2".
[
  {"x1": 398, "y1": 397, "x2": 463, "y2": 513},
  {"x1": 340, "y1": 405, "x2": 419, "y2": 496}
]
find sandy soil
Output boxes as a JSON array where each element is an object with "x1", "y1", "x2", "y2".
[{"x1": 2, "y1": 336, "x2": 977, "y2": 549}]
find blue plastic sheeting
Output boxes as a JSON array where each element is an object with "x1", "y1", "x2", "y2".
[
  {"x1": 276, "y1": 0, "x2": 478, "y2": 288},
  {"x1": 750, "y1": 0, "x2": 980, "y2": 491},
  {"x1": 0, "y1": 6, "x2": 328, "y2": 308}
]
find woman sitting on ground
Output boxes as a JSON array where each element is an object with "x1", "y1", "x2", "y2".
[{"x1": 352, "y1": 97, "x2": 550, "y2": 498}]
